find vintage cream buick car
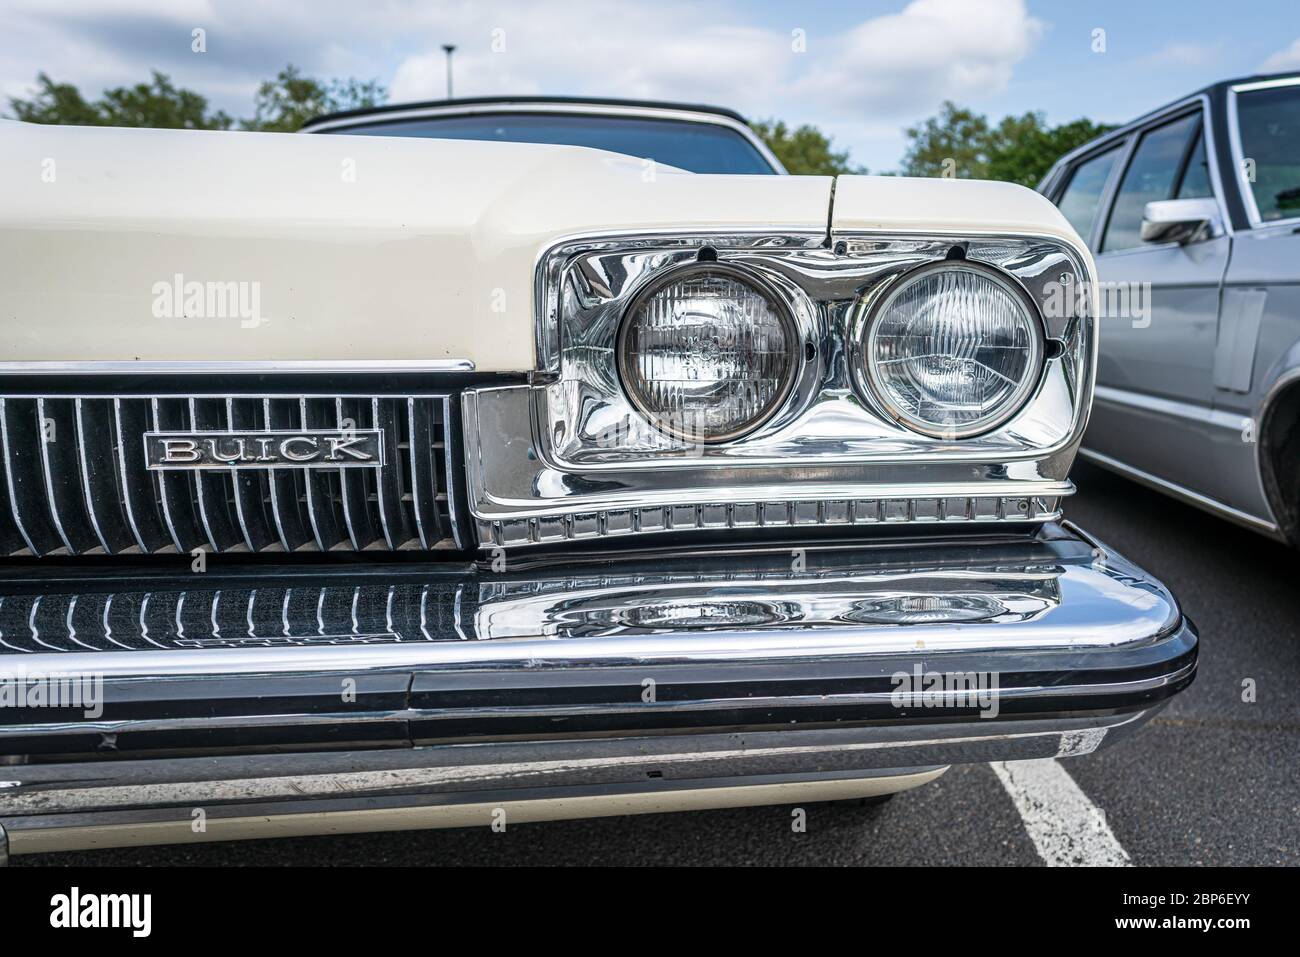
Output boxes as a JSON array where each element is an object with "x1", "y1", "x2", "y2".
[{"x1": 0, "y1": 99, "x2": 1196, "y2": 860}]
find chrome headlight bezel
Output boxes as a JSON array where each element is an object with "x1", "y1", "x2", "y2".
[
  {"x1": 615, "y1": 260, "x2": 801, "y2": 444},
  {"x1": 851, "y1": 259, "x2": 1048, "y2": 440},
  {"x1": 464, "y1": 229, "x2": 1094, "y2": 549}
]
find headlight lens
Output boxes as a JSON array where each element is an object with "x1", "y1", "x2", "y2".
[
  {"x1": 617, "y1": 264, "x2": 797, "y2": 443},
  {"x1": 859, "y1": 262, "x2": 1043, "y2": 438}
]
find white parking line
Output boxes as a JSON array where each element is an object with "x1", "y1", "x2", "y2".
[{"x1": 991, "y1": 759, "x2": 1132, "y2": 867}]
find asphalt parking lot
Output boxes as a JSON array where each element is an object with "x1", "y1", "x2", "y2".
[{"x1": 16, "y1": 460, "x2": 1299, "y2": 866}]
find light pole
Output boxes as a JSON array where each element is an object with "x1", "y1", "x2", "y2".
[{"x1": 442, "y1": 44, "x2": 456, "y2": 99}]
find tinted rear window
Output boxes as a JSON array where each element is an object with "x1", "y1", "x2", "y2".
[
  {"x1": 1236, "y1": 83, "x2": 1300, "y2": 222},
  {"x1": 324, "y1": 111, "x2": 777, "y2": 175}
]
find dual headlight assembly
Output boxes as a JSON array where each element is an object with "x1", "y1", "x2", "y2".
[{"x1": 616, "y1": 257, "x2": 1045, "y2": 444}]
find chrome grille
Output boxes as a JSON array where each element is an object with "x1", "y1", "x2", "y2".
[{"x1": 0, "y1": 393, "x2": 462, "y2": 556}]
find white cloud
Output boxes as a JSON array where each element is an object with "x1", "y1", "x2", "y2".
[
  {"x1": 794, "y1": 0, "x2": 1043, "y2": 116},
  {"x1": 0, "y1": 0, "x2": 1045, "y2": 169},
  {"x1": 1261, "y1": 37, "x2": 1300, "y2": 72},
  {"x1": 389, "y1": 6, "x2": 791, "y2": 110}
]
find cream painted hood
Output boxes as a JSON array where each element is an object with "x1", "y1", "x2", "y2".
[
  {"x1": 0, "y1": 120, "x2": 829, "y2": 372},
  {"x1": 0, "y1": 120, "x2": 1084, "y2": 372}
]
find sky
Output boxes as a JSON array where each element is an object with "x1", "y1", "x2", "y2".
[{"x1": 1, "y1": 0, "x2": 1297, "y2": 171}]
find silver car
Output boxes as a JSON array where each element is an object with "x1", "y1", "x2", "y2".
[{"x1": 1039, "y1": 71, "x2": 1300, "y2": 546}]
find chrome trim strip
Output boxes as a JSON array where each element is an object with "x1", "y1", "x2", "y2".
[
  {"x1": 0, "y1": 400, "x2": 39, "y2": 555},
  {"x1": 1079, "y1": 447, "x2": 1281, "y2": 536},
  {"x1": 225, "y1": 398, "x2": 260, "y2": 551},
  {"x1": 371, "y1": 398, "x2": 397, "y2": 550},
  {"x1": 35, "y1": 398, "x2": 77, "y2": 554},
  {"x1": 300, "y1": 398, "x2": 331, "y2": 551},
  {"x1": 150, "y1": 398, "x2": 187, "y2": 552},
  {"x1": 72, "y1": 398, "x2": 108, "y2": 553},
  {"x1": 1092, "y1": 384, "x2": 1250, "y2": 431},
  {"x1": 112, "y1": 398, "x2": 151, "y2": 552},
  {"x1": 407, "y1": 398, "x2": 430, "y2": 549},
  {"x1": 335, "y1": 397, "x2": 363, "y2": 551},
  {"x1": 0, "y1": 667, "x2": 1193, "y2": 742},
  {"x1": 262, "y1": 398, "x2": 296, "y2": 552},
  {"x1": 189, "y1": 397, "x2": 226, "y2": 551},
  {"x1": 0, "y1": 359, "x2": 476, "y2": 374},
  {"x1": 442, "y1": 395, "x2": 464, "y2": 550}
]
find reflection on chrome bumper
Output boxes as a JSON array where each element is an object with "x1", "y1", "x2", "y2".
[{"x1": 0, "y1": 522, "x2": 1196, "y2": 854}]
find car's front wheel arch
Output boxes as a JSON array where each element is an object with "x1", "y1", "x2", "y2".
[{"x1": 1260, "y1": 374, "x2": 1300, "y2": 547}]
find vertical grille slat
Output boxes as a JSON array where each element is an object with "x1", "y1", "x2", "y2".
[
  {"x1": 263, "y1": 398, "x2": 314, "y2": 553},
  {"x1": 34, "y1": 398, "x2": 100, "y2": 555},
  {"x1": 0, "y1": 451, "x2": 27, "y2": 556},
  {"x1": 442, "y1": 396, "x2": 464, "y2": 550},
  {"x1": 0, "y1": 390, "x2": 462, "y2": 557},
  {"x1": 150, "y1": 398, "x2": 207, "y2": 554},
  {"x1": 187, "y1": 398, "x2": 244, "y2": 552},
  {"x1": 113, "y1": 399, "x2": 175, "y2": 553},
  {"x1": 74, "y1": 398, "x2": 136, "y2": 554},
  {"x1": 226, "y1": 398, "x2": 279, "y2": 552},
  {"x1": 407, "y1": 397, "x2": 444, "y2": 549},
  {"x1": 336, "y1": 398, "x2": 379, "y2": 550},
  {"x1": 372, "y1": 398, "x2": 416, "y2": 550},
  {"x1": 0, "y1": 398, "x2": 64, "y2": 555},
  {"x1": 301, "y1": 398, "x2": 347, "y2": 552}
]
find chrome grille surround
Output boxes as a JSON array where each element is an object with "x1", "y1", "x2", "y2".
[{"x1": 0, "y1": 392, "x2": 463, "y2": 556}]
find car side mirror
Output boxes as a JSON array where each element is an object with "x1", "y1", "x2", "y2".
[{"x1": 1140, "y1": 198, "x2": 1222, "y2": 245}]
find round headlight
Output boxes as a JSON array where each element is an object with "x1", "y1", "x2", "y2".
[
  {"x1": 617, "y1": 263, "x2": 797, "y2": 443},
  {"x1": 857, "y1": 261, "x2": 1044, "y2": 438}
]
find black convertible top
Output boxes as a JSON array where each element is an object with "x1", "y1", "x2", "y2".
[{"x1": 300, "y1": 95, "x2": 752, "y2": 131}]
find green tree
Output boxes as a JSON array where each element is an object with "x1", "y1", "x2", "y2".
[
  {"x1": 901, "y1": 101, "x2": 1114, "y2": 186},
  {"x1": 97, "y1": 71, "x2": 232, "y2": 129},
  {"x1": 900, "y1": 102, "x2": 992, "y2": 179},
  {"x1": 8, "y1": 70, "x2": 231, "y2": 129},
  {"x1": 751, "y1": 119, "x2": 866, "y2": 175},
  {"x1": 241, "y1": 65, "x2": 385, "y2": 132},
  {"x1": 985, "y1": 114, "x2": 1115, "y2": 187}
]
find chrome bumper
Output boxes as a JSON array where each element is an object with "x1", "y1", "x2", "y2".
[{"x1": 0, "y1": 522, "x2": 1196, "y2": 855}]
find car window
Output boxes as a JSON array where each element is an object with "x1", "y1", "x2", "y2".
[
  {"x1": 1176, "y1": 128, "x2": 1213, "y2": 199},
  {"x1": 1101, "y1": 113, "x2": 1200, "y2": 252},
  {"x1": 1055, "y1": 147, "x2": 1121, "y2": 247},
  {"x1": 323, "y1": 111, "x2": 778, "y2": 175},
  {"x1": 1236, "y1": 83, "x2": 1300, "y2": 222}
]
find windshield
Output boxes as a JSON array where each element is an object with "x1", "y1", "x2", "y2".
[
  {"x1": 319, "y1": 111, "x2": 779, "y2": 174},
  {"x1": 1236, "y1": 82, "x2": 1300, "y2": 222}
]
